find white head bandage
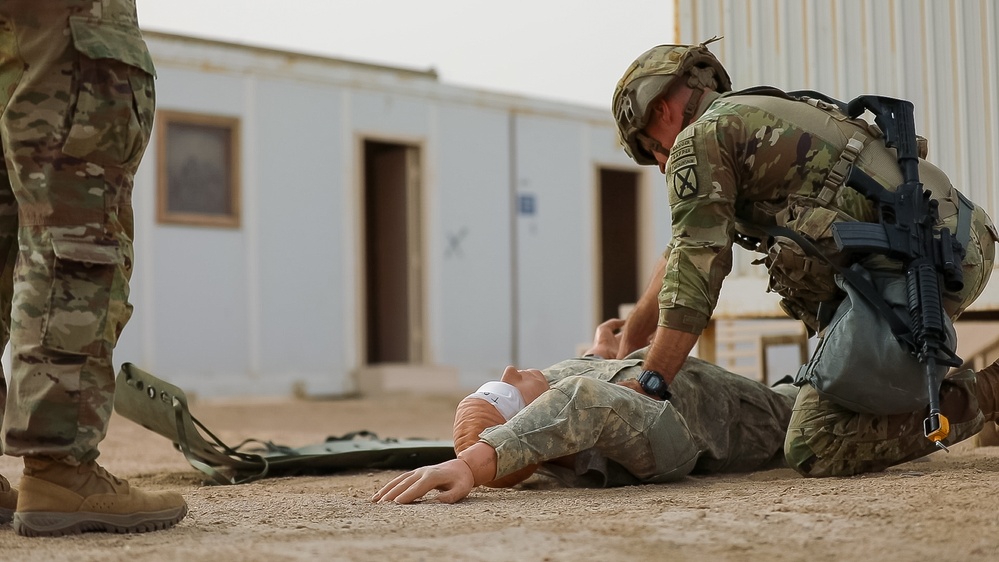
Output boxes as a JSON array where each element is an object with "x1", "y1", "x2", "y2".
[{"x1": 466, "y1": 381, "x2": 527, "y2": 421}]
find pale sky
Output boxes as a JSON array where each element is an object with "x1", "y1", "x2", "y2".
[{"x1": 135, "y1": 0, "x2": 674, "y2": 109}]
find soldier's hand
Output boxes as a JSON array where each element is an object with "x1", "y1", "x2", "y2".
[{"x1": 372, "y1": 459, "x2": 475, "y2": 504}]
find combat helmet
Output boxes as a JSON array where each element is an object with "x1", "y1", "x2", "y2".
[{"x1": 613, "y1": 37, "x2": 732, "y2": 165}]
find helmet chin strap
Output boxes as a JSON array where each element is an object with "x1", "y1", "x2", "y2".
[
  {"x1": 681, "y1": 88, "x2": 705, "y2": 129},
  {"x1": 681, "y1": 64, "x2": 723, "y2": 128}
]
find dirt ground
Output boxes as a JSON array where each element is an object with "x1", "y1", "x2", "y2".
[{"x1": 2, "y1": 391, "x2": 999, "y2": 562}]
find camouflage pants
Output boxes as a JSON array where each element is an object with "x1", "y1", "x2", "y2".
[
  {"x1": 0, "y1": 0, "x2": 155, "y2": 463},
  {"x1": 784, "y1": 204, "x2": 996, "y2": 476},
  {"x1": 480, "y1": 375, "x2": 701, "y2": 484},
  {"x1": 784, "y1": 373, "x2": 985, "y2": 477}
]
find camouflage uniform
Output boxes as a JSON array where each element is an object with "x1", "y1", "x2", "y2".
[
  {"x1": 479, "y1": 350, "x2": 796, "y2": 487},
  {"x1": 0, "y1": 0, "x2": 156, "y2": 463},
  {"x1": 659, "y1": 89, "x2": 999, "y2": 476}
]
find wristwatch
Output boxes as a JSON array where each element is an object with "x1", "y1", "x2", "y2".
[{"x1": 638, "y1": 370, "x2": 672, "y2": 400}]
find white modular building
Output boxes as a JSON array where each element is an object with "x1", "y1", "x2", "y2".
[{"x1": 117, "y1": 32, "x2": 664, "y2": 397}]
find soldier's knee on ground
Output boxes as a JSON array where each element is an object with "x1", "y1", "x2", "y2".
[
  {"x1": 784, "y1": 431, "x2": 824, "y2": 477},
  {"x1": 783, "y1": 414, "x2": 866, "y2": 478},
  {"x1": 784, "y1": 436, "x2": 871, "y2": 478}
]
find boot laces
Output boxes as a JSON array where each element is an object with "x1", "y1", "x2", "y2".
[{"x1": 90, "y1": 462, "x2": 124, "y2": 486}]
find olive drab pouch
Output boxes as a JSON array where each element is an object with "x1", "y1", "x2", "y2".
[
  {"x1": 113, "y1": 363, "x2": 455, "y2": 485},
  {"x1": 763, "y1": 198, "x2": 849, "y2": 333},
  {"x1": 793, "y1": 265, "x2": 955, "y2": 415}
]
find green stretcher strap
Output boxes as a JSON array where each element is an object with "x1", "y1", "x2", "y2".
[{"x1": 113, "y1": 363, "x2": 456, "y2": 485}]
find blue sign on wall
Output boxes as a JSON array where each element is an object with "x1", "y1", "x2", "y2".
[{"x1": 518, "y1": 193, "x2": 536, "y2": 216}]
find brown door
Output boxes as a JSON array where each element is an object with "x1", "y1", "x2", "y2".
[
  {"x1": 363, "y1": 140, "x2": 424, "y2": 364},
  {"x1": 598, "y1": 168, "x2": 640, "y2": 321}
]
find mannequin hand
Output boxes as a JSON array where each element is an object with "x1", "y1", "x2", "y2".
[
  {"x1": 585, "y1": 318, "x2": 625, "y2": 358},
  {"x1": 372, "y1": 458, "x2": 475, "y2": 504}
]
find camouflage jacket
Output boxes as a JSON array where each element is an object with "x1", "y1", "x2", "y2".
[{"x1": 659, "y1": 88, "x2": 997, "y2": 334}]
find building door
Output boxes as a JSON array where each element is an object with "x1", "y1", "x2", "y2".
[
  {"x1": 598, "y1": 168, "x2": 640, "y2": 321},
  {"x1": 363, "y1": 140, "x2": 424, "y2": 364}
]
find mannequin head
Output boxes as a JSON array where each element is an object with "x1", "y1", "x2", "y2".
[{"x1": 451, "y1": 365, "x2": 551, "y2": 487}]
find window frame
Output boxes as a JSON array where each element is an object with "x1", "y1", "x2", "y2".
[{"x1": 155, "y1": 110, "x2": 242, "y2": 228}]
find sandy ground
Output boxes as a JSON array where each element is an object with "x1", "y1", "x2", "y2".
[{"x1": 2, "y1": 391, "x2": 999, "y2": 562}]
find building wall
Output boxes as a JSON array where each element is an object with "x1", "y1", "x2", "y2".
[
  {"x1": 675, "y1": 0, "x2": 999, "y2": 315},
  {"x1": 114, "y1": 33, "x2": 662, "y2": 397}
]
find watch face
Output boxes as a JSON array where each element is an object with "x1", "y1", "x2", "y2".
[
  {"x1": 640, "y1": 371, "x2": 662, "y2": 393},
  {"x1": 639, "y1": 370, "x2": 670, "y2": 399}
]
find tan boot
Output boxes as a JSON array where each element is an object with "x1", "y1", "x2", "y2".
[
  {"x1": 12, "y1": 457, "x2": 187, "y2": 537},
  {"x1": 0, "y1": 473, "x2": 17, "y2": 524}
]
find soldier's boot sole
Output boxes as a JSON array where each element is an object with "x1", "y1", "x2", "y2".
[
  {"x1": 0, "y1": 506, "x2": 13, "y2": 525},
  {"x1": 12, "y1": 504, "x2": 187, "y2": 537}
]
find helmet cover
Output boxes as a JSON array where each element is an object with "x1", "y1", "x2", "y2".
[{"x1": 612, "y1": 37, "x2": 731, "y2": 165}]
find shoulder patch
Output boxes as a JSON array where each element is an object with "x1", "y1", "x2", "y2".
[
  {"x1": 669, "y1": 128, "x2": 697, "y2": 168},
  {"x1": 670, "y1": 165, "x2": 699, "y2": 200}
]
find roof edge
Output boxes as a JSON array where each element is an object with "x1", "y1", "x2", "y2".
[{"x1": 140, "y1": 29, "x2": 440, "y2": 81}]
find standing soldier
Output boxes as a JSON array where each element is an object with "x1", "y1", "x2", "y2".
[{"x1": 0, "y1": 0, "x2": 188, "y2": 535}]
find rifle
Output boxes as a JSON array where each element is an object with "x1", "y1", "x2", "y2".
[{"x1": 830, "y1": 96, "x2": 965, "y2": 449}]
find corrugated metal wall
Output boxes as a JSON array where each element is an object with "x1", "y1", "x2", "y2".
[{"x1": 675, "y1": 0, "x2": 999, "y2": 310}]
